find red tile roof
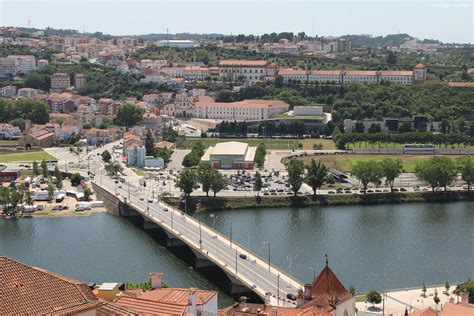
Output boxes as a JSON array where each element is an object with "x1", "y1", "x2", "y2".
[
  {"x1": 440, "y1": 302, "x2": 474, "y2": 316},
  {"x1": 138, "y1": 288, "x2": 217, "y2": 306},
  {"x1": 1, "y1": 256, "x2": 97, "y2": 314},
  {"x1": 310, "y1": 264, "x2": 353, "y2": 309},
  {"x1": 114, "y1": 295, "x2": 187, "y2": 315},
  {"x1": 409, "y1": 307, "x2": 437, "y2": 316}
]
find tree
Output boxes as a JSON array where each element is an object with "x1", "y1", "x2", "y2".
[
  {"x1": 422, "y1": 281, "x2": 427, "y2": 297},
  {"x1": 53, "y1": 166, "x2": 63, "y2": 190},
  {"x1": 105, "y1": 161, "x2": 123, "y2": 177},
  {"x1": 10, "y1": 118, "x2": 26, "y2": 131},
  {"x1": 145, "y1": 130, "x2": 156, "y2": 157},
  {"x1": 210, "y1": 171, "x2": 226, "y2": 197},
  {"x1": 454, "y1": 278, "x2": 474, "y2": 304},
  {"x1": 366, "y1": 290, "x2": 382, "y2": 307},
  {"x1": 70, "y1": 173, "x2": 82, "y2": 186},
  {"x1": 254, "y1": 171, "x2": 262, "y2": 196},
  {"x1": 101, "y1": 150, "x2": 112, "y2": 163},
  {"x1": 254, "y1": 143, "x2": 266, "y2": 168},
  {"x1": 304, "y1": 159, "x2": 328, "y2": 195},
  {"x1": 84, "y1": 187, "x2": 93, "y2": 201},
  {"x1": 156, "y1": 148, "x2": 172, "y2": 163},
  {"x1": 433, "y1": 290, "x2": 440, "y2": 307},
  {"x1": 114, "y1": 103, "x2": 143, "y2": 128},
  {"x1": 286, "y1": 158, "x2": 305, "y2": 196},
  {"x1": 352, "y1": 161, "x2": 383, "y2": 193},
  {"x1": 457, "y1": 156, "x2": 474, "y2": 191},
  {"x1": 386, "y1": 51, "x2": 397, "y2": 64},
  {"x1": 380, "y1": 158, "x2": 403, "y2": 192},
  {"x1": 198, "y1": 161, "x2": 214, "y2": 197},
  {"x1": 32, "y1": 161, "x2": 40, "y2": 176},
  {"x1": 47, "y1": 179, "x2": 55, "y2": 202},
  {"x1": 175, "y1": 169, "x2": 197, "y2": 197},
  {"x1": 40, "y1": 160, "x2": 49, "y2": 178},
  {"x1": 445, "y1": 281, "x2": 450, "y2": 295},
  {"x1": 415, "y1": 156, "x2": 457, "y2": 191}
]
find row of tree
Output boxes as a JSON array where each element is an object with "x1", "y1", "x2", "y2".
[
  {"x1": 0, "y1": 98, "x2": 49, "y2": 125},
  {"x1": 175, "y1": 161, "x2": 227, "y2": 198},
  {"x1": 333, "y1": 129, "x2": 473, "y2": 150}
]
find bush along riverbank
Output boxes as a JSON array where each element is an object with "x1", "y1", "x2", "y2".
[{"x1": 163, "y1": 191, "x2": 474, "y2": 212}]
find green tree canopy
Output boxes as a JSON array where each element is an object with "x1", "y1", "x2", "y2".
[
  {"x1": 286, "y1": 158, "x2": 305, "y2": 196},
  {"x1": 352, "y1": 161, "x2": 383, "y2": 193},
  {"x1": 114, "y1": 103, "x2": 143, "y2": 128},
  {"x1": 366, "y1": 290, "x2": 382, "y2": 306},
  {"x1": 254, "y1": 171, "x2": 262, "y2": 196},
  {"x1": 175, "y1": 168, "x2": 197, "y2": 197},
  {"x1": 415, "y1": 156, "x2": 457, "y2": 191},
  {"x1": 198, "y1": 161, "x2": 214, "y2": 196},
  {"x1": 380, "y1": 158, "x2": 403, "y2": 192},
  {"x1": 304, "y1": 159, "x2": 328, "y2": 195},
  {"x1": 457, "y1": 156, "x2": 474, "y2": 191}
]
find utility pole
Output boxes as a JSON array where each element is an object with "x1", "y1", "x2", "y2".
[{"x1": 229, "y1": 221, "x2": 232, "y2": 247}]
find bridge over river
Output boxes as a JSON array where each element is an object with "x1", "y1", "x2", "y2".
[{"x1": 90, "y1": 174, "x2": 304, "y2": 307}]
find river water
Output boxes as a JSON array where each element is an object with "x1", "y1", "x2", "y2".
[{"x1": 1, "y1": 202, "x2": 473, "y2": 306}]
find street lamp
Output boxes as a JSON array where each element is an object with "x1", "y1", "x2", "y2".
[
  {"x1": 263, "y1": 241, "x2": 271, "y2": 272},
  {"x1": 277, "y1": 274, "x2": 281, "y2": 306},
  {"x1": 309, "y1": 266, "x2": 316, "y2": 280},
  {"x1": 198, "y1": 212, "x2": 202, "y2": 248}
]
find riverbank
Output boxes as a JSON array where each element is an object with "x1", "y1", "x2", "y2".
[{"x1": 163, "y1": 191, "x2": 474, "y2": 211}]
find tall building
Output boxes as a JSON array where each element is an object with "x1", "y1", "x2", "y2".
[
  {"x1": 50, "y1": 73, "x2": 70, "y2": 92},
  {"x1": 75, "y1": 73, "x2": 86, "y2": 90},
  {"x1": 8, "y1": 55, "x2": 36, "y2": 74},
  {"x1": 0, "y1": 57, "x2": 18, "y2": 78},
  {"x1": 413, "y1": 63, "x2": 428, "y2": 83}
]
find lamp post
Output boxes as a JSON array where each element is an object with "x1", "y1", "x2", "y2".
[
  {"x1": 277, "y1": 274, "x2": 281, "y2": 306},
  {"x1": 198, "y1": 212, "x2": 202, "y2": 248},
  {"x1": 229, "y1": 221, "x2": 232, "y2": 247},
  {"x1": 263, "y1": 241, "x2": 271, "y2": 272},
  {"x1": 309, "y1": 266, "x2": 316, "y2": 280}
]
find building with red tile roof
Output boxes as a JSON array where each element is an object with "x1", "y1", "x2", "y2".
[
  {"x1": 440, "y1": 301, "x2": 474, "y2": 315},
  {"x1": 409, "y1": 307, "x2": 437, "y2": 316},
  {"x1": 1, "y1": 256, "x2": 136, "y2": 315}
]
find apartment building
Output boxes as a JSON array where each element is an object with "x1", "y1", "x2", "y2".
[
  {"x1": 218, "y1": 60, "x2": 269, "y2": 81},
  {"x1": 50, "y1": 73, "x2": 71, "y2": 92},
  {"x1": 17, "y1": 88, "x2": 38, "y2": 98},
  {"x1": 8, "y1": 55, "x2": 36, "y2": 74},
  {"x1": 278, "y1": 64, "x2": 427, "y2": 85},
  {"x1": 195, "y1": 99, "x2": 289, "y2": 121},
  {"x1": 0, "y1": 57, "x2": 18, "y2": 77},
  {"x1": 1, "y1": 85, "x2": 17, "y2": 97},
  {"x1": 74, "y1": 73, "x2": 86, "y2": 90},
  {"x1": 37, "y1": 59, "x2": 49, "y2": 70},
  {"x1": 46, "y1": 93, "x2": 75, "y2": 113}
]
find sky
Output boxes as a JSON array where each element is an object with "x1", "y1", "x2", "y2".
[{"x1": 1, "y1": 0, "x2": 473, "y2": 43}]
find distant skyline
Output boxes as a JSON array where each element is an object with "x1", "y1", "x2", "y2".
[{"x1": 1, "y1": 0, "x2": 473, "y2": 43}]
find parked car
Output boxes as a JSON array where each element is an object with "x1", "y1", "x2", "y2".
[
  {"x1": 75, "y1": 206, "x2": 90, "y2": 212},
  {"x1": 239, "y1": 254, "x2": 247, "y2": 260},
  {"x1": 286, "y1": 294, "x2": 297, "y2": 301},
  {"x1": 52, "y1": 205, "x2": 63, "y2": 211}
]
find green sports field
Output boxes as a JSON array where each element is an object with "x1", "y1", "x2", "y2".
[
  {"x1": 0, "y1": 151, "x2": 56, "y2": 163},
  {"x1": 299, "y1": 154, "x2": 462, "y2": 173}
]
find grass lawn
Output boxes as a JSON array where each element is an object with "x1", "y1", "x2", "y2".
[
  {"x1": 180, "y1": 138, "x2": 336, "y2": 150},
  {"x1": 0, "y1": 150, "x2": 55, "y2": 163},
  {"x1": 299, "y1": 154, "x2": 462, "y2": 173},
  {"x1": 355, "y1": 295, "x2": 367, "y2": 303}
]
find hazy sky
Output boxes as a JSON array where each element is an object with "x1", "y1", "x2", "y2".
[{"x1": 1, "y1": 0, "x2": 473, "y2": 43}]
